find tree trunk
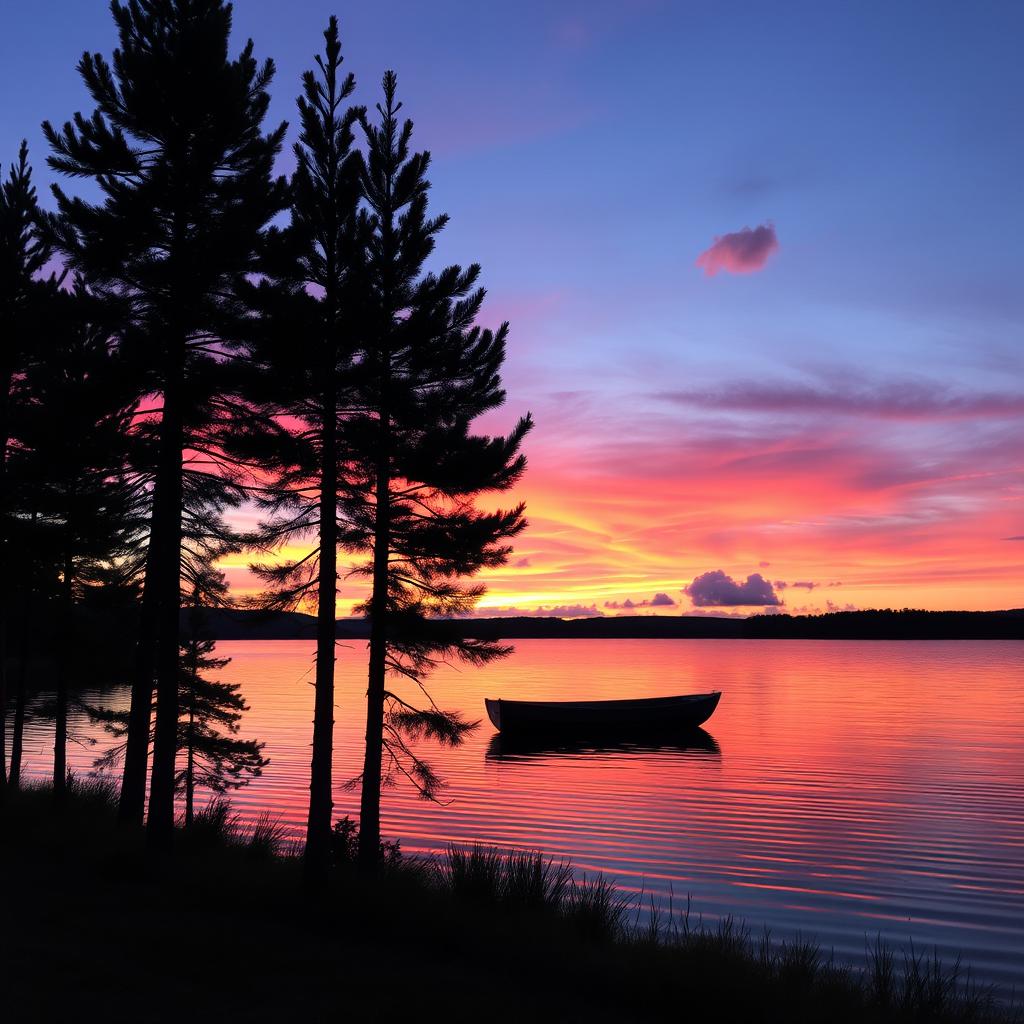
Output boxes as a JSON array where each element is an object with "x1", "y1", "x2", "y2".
[
  {"x1": 304, "y1": 110, "x2": 341, "y2": 886},
  {"x1": 358, "y1": 172, "x2": 396, "y2": 874},
  {"x1": 9, "y1": 592, "x2": 33, "y2": 789},
  {"x1": 146, "y1": 358, "x2": 185, "y2": 850},
  {"x1": 0, "y1": 366, "x2": 11, "y2": 797},
  {"x1": 0, "y1": 610, "x2": 7, "y2": 797},
  {"x1": 304, "y1": 388, "x2": 338, "y2": 888},
  {"x1": 53, "y1": 545, "x2": 73, "y2": 803},
  {"x1": 118, "y1": 521, "x2": 161, "y2": 824},
  {"x1": 358, "y1": 411, "x2": 390, "y2": 873},
  {"x1": 185, "y1": 670, "x2": 195, "y2": 829}
]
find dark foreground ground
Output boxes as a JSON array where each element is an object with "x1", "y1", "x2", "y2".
[{"x1": 1, "y1": 784, "x2": 1017, "y2": 1024}]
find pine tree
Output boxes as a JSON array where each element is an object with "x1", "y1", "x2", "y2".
[
  {"x1": 178, "y1": 595, "x2": 267, "y2": 827},
  {"x1": 17, "y1": 282, "x2": 144, "y2": 799},
  {"x1": 350, "y1": 74, "x2": 532, "y2": 870},
  {"x1": 0, "y1": 141, "x2": 51, "y2": 796},
  {"x1": 95, "y1": 581, "x2": 267, "y2": 825},
  {"x1": 239, "y1": 16, "x2": 366, "y2": 889},
  {"x1": 43, "y1": 0, "x2": 287, "y2": 844},
  {"x1": 4, "y1": 515, "x2": 62, "y2": 792}
]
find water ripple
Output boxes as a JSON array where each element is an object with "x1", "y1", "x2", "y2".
[{"x1": 13, "y1": 638, "x2": 1024, "y2": 992}]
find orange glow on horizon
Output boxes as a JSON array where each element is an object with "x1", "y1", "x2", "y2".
[{"x1": 219, "y1": 435, "x2": 1023, "y2": 615}]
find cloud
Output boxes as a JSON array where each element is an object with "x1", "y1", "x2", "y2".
[
  {"x1": 513, "y1": 557, "x2": 532, "y2": 567},
  {"x1": 604, "y1": 592, "x2": 677, "y2": 610},
  {"x1": 696, "y1": 223, "x2": 778, "y2": 276},
  {"x1": 1005, "y1": 536, "x2": 1024, "y2": 541},
  {"x1": 476, "y1": 604, "x2": 604, "y2": 619},
  {"x1": 660, "y1": 378, "x2": 1024, "y2": 421},
  {"x1": 685, "y1": 570, "x2": 782, "y2": 607}
]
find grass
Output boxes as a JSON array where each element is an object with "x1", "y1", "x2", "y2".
[
  {"x1": 245, "y1": 809, "x2": 290, "y2": 860},
  {"x1": 1, "y1": 781, "x2": 1019, "y2": 1024},
  {"x1": 183, "y1": 796, "x2": 241, "y2": 847},
  {"x1": 436, "y1": 844, "x2": 629, "y2": 942},
  {"x1": 437, "y1": 844, "x2": 574, "y2": 908}
]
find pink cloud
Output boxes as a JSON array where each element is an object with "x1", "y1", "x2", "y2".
[
  {"x1": 696, "y1": 223, "x2": 779, "y2": 276},
  {"x1": 604, "y1": 592, "x2": 677, "y2": 610},
  {"x1": 474, "y1": 604, "x2": 604, "y2": 619}
]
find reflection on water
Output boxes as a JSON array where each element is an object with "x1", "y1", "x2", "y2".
[
  {"x1": 13, "y1": 638, "x2": 1024, "y2": 993},
  {"x1": 486, "y1": 726, "x2": 722, "y2": 760}
]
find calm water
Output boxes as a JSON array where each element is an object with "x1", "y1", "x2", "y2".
[{"x1": 16, "y1": 639, "x2": 1024, "y2": 992}]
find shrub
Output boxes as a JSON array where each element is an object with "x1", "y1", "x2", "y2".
[{"x1": 330, "y1": 816, "x2": 402, "y2": 866}]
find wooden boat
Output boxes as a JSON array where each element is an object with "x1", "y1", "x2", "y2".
[{"x1": 484, "y1": 691, "x2": 721, "y2": 735}]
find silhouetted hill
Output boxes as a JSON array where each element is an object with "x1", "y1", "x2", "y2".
[
  {"x1": 183, "y1": 608, "x2": 369, "y2": 640},
  {"x1": 194, "y1": 608, "x2": 1024, "y2": 641}
]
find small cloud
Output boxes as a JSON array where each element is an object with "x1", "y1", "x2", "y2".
[
  {"x1": 1005, "y1": 536, "x2": 1024, "y2": 541},
  {"x1": 605, "y1": 592, "x2": 677, "y2": 611},
  {"x1": 696, "y1": 223, "x2": 778, "y2": 276},
  {"x1": 478, "y1": 604, "x2": 603, "y2": 619},
  {"x1": 513, "y1": 557, "x2": 532, "y2": 568},
  {"x1": 685, "y1": 570, "x2": 782, "y2": 607},
  {"x1": 759, "y1": 561, "x2": 771, "y2": 568},
  {"x1": 772, "y1": 579, "x2": 830, "y2": 593},
  {"x1": 544, "y1": 604, "x2": 602, "y2": 618}
]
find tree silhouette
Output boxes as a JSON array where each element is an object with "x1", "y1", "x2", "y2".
[
  {"x1": 179, "y1": 586, "x2": 267, "y2": 827},
  {"x1": 349, "y1": 73, "x2": 532, "y2": 870},
  {"x1": 0, "y1": 141, "x2": 51, "y2": 796},
  {"x1": 43, "y1": 0, "x2": 287, "y2": 844},
  {"x1": 17, "y1": 282, "x2": 143, "y2": 799},
  {"x1": 6, "y1": 570, "x2": 38, "y2": 790},
  {"x1": 3, "y1": 515, "x2": 56, "y2": 792},
  {"x1": 240, "y1": 16, "x2": 367, "y2": 888},
  {"x1": 94, "y1": 581, "x2": 267, "y2": 826}
]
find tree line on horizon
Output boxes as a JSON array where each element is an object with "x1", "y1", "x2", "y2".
[{"x1": 0, "y1": 0, "x2": 532, "y2": 886}]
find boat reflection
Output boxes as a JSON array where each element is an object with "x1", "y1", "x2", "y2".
[{"x1": 485, "y1": 726, "x2": 721, "y2": 762}]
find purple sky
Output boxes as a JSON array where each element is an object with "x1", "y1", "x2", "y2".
[{"x1": 3, "y1": 1, "x2": 1022, "y2": 613}]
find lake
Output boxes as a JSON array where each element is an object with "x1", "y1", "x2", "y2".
[{"x1": 14, "y1": 638, "x2": 1024, "y2": 993}]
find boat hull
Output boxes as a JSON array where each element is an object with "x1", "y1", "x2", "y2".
[{"x1": 484, "y1": 691, "x2": 721, "y2": 735}]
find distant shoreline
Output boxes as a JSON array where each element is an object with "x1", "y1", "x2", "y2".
[{"x1": 196, "y1": 608, "x2": 1024, "y2": 642}]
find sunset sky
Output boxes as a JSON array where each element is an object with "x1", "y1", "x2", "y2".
[{"x1": 3, "y1": 1, "x2": 1022, "y2": 615}]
